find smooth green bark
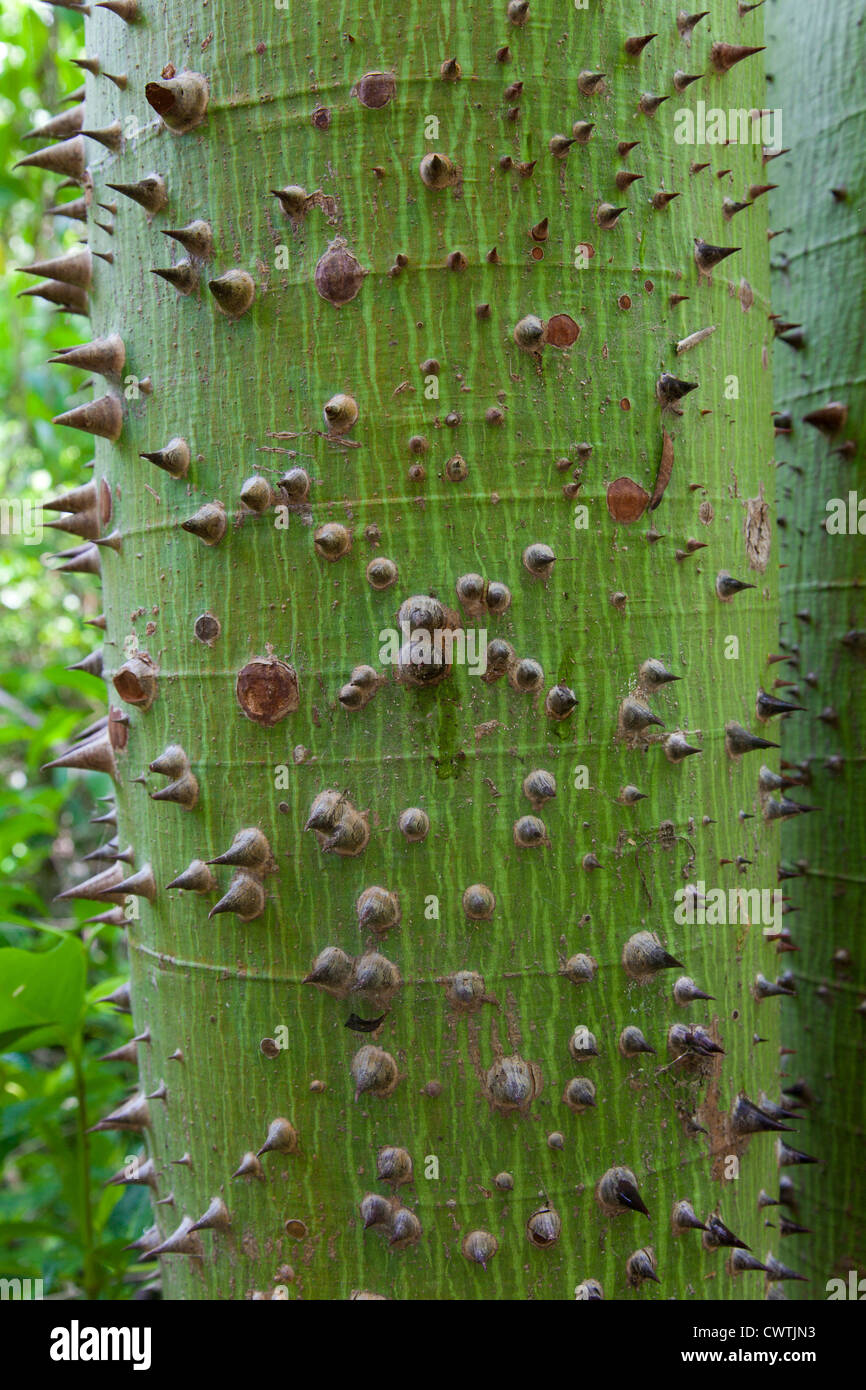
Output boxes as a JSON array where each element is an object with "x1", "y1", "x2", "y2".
[{"x1": 53, "y1": 2, "x2": 788, "y2": 1298}]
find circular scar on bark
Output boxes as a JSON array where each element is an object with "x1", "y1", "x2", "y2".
[
  {"x1": 352, "y1": 72, "x2": 396, "y2": 108},
  {"x1": 194, "y1": 612, "x2": 221, "y2": 645},
  {"x1": 236, "y1": 657, "x2": 299, "y2": 726},
  {"x1": 543, "y1": 314, "x2": 580, "y2": 347},
  {"x1": 606, "y1": 476, "x2": 650, "y2": 523},
  {"x1": 743, "y1": 489, "x2": 771, "y2": 573}
]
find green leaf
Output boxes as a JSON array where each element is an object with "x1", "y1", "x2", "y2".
[
  {"x1": 0, "y1": 936, "x2": 85, "y2": 1052},
  {"x1": 0, "y1": 1023, "x2": 59, "y2": 1051}
]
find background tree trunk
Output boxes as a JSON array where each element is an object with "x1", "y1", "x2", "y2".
[
  {"x1": 769, "y1": 0, "x2": 866, "y2": 1295},
  {"x1": 52, "y1": 1, "x2": 788, "y2": 1298}
]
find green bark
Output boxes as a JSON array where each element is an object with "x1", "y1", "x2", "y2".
[
  {"x1": 769, "y1": 0, "x2": 866, "y2": 1295},
  {"x1": 46, "y1": 2, "x2": 789, "y2": 1298}
]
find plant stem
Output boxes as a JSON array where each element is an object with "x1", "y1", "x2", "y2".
[{"x1": 71, "y1": 1044, "x2": 97, "y2": 1298}]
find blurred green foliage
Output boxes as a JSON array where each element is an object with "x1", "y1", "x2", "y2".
[{"x1": 1, "y1": 1, "x2": 149, "y2": 1299}]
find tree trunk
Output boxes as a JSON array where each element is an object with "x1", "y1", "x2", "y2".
[
  {"x1": 769, "y1": 0, "x2": 866, "y2": 1294},
  {"x1": 44, "y1": 2, "x2": 790, "y2": 1298}
]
